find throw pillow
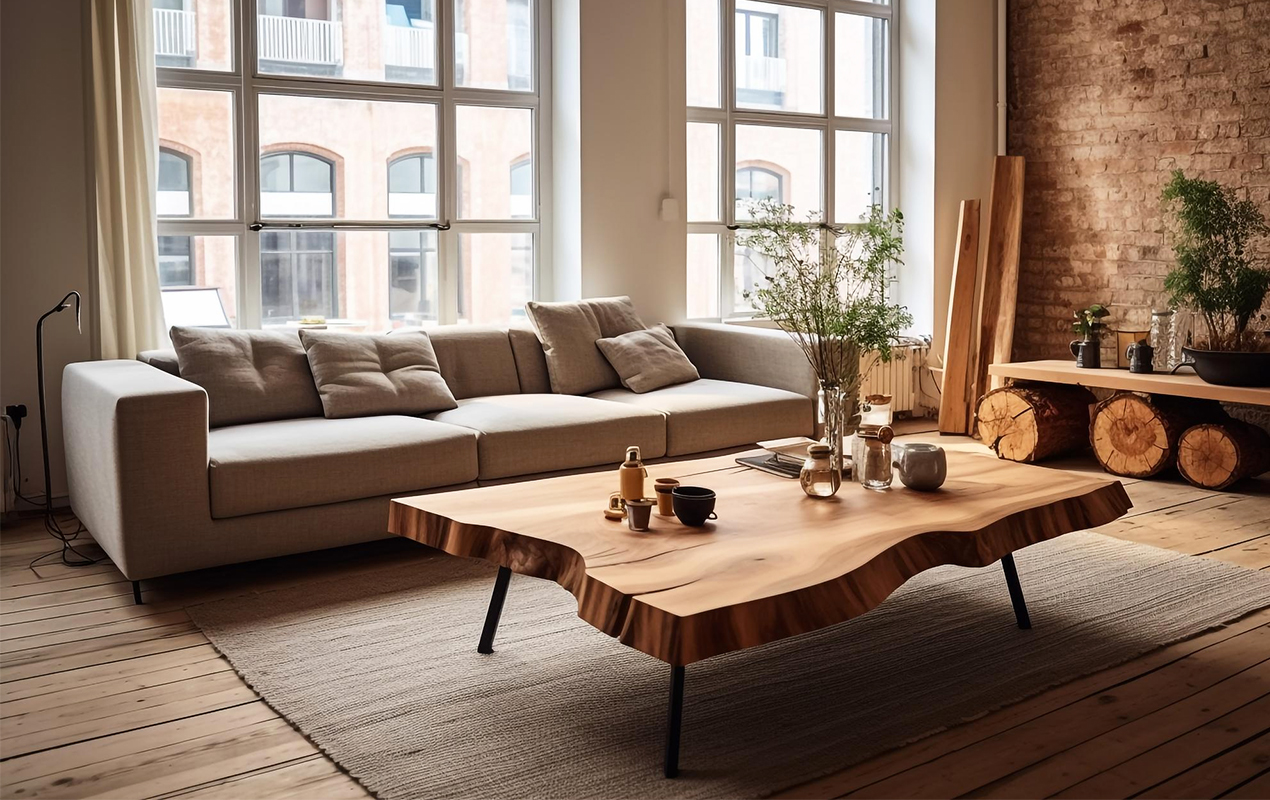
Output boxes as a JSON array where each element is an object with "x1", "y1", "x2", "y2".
[
  {"x1": 524, "y1": 296, "x2": 646, "y2": 394},
  {"x1": 597, "y1": 324, "x2": 700, "y2": 393},
  {"x1": 170, "y1": 327, "x2": 324, "y2": 427},
  {"x1": 299, "y1": 329, "x2": 458, "y2": 419}
]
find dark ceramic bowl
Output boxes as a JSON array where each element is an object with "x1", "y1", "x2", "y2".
[
  {"x1": 671, "y1": 486, "x2": 717, "y2": 527},
  {"x1": 1178, "y1": 347, "x2": 1270, "y2": 388}
]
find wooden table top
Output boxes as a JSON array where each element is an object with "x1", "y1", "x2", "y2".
[
  {"x1": 388, "y1": 450, "x2": 1131, "y2": 665},
  {"x1": 989, "y1": 360, "x2": 1270, "y2": 406}
]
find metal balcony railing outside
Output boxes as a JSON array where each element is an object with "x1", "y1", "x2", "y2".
[
  {"x1": 258, "y1": 14, "x2": 343, "y2": 66},
  {"x1": 154, "y1": 8, "x2": 197, "y2": 58}
]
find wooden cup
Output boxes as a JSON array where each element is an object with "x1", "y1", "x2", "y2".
[{"x1": 654, "y1": 478, "x2": 680, "y2": 515}]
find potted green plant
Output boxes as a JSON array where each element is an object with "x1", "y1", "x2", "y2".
[
  {"x1": 1070, "y1": 304, "x2": 1110, "y2": 368},
  {"x1": 1161, "y1": 170, "x2": 1270, "y2": 387},
  {"x1": 741, "y1": 200, "x2": 913, "y2": 477}
]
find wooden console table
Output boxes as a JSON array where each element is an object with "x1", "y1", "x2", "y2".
[
  {"x1": 984, "y1": 360, "x2": 1270, "y2": 487},
  {"x1": 987, "y1": 360, "x2": 1270, "y2": 406}
]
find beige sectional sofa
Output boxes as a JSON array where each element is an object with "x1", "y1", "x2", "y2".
[{"x1": 61, "y1": 322, "x2": 816, "y2": 585}]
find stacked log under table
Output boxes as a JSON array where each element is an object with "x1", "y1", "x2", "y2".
[{"x1": 976, "y1": 363, "x2": 1270, "y2": 491}]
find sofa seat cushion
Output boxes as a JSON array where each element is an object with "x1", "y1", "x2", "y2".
[
  {"x1": 590, "y1": 379, "x2": 813, "y2": 457},
  {"x1": 208, "y1": 416, "x2": 479, "y2": 519},
  {"x1": 429, "y1": 394, "x2": 666, "y2": 480}
]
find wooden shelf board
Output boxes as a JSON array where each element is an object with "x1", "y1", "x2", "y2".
[{"x1": 988, "y1": 360, "x2": 1270, "y2": 406}]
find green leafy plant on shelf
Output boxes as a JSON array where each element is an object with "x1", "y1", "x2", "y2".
[
  {"x1": 1071, "y1": 303, "x2": 1110, "y2": 341},
  {"x1": 1161, "y1": 169, "x2": 1270, "y2": 352}
]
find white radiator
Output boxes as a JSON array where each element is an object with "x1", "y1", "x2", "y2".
[{"x1": 860, "y1": 340, "x2": 930, "y2": 416}]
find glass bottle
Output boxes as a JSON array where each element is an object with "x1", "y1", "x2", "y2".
[
  {"x1": 1149, "y1": 308, "x2": 1172, "y2": 358},
  {"x1": 1168, "y1": 308, "x2": 1194, "y2": 368},
  {"x1": 800, "y1": 443, "x2": 841, "y2": 498},
  {"x1": 852, "y1": 424, "x2": 878, "y2": 484},
  {"x1": 858, "y1": 425, "x2": 895, "y2": 491}
]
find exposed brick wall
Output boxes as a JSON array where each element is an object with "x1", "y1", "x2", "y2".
[{"x1": 1007, "y1": 0, "x2": 1270, "y2": 360}]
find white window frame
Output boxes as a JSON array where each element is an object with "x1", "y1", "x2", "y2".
[
  {"x1": 156, "y1": 0, "x2": 552, "y2": 328},
  {"x1": 687, "y1": 0, "x2": 897, "y2": 319}
]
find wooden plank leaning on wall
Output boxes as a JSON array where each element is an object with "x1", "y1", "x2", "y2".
[
  {"x1": 938, "y1": 199, "x2": 981, "y2": 435},
  {"x1": 970, "y1": 156, "x2": 1025, "y2": 422}
]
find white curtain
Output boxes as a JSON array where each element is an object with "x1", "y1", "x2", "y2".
[{"x1": 90, "y1": 0, "x2": 167, "y2": 359}]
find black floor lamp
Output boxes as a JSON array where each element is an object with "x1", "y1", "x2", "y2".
[{"x1": 32, "y1": 290, "x2": 97, "y2": 567}]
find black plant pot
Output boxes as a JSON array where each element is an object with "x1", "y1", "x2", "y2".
[
  {"x1": 1070, "y1": 339, "x2": 1101, "y2": 369},
  {"x1": 1175, "y1": 347, "x2": 1270, "y2": 387}
]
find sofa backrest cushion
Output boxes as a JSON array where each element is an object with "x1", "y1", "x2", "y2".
[
  {"x1": 524, "y1": 296, "x2": 645, "y2": 395},
  {"x1": 507, "y1": 325, "x2": 552, "y2": 394},
  {"x1": 299, "y1": 329, "x2": 458, "y2": 419},
  {"x1": 427, "y1": 327, "x2": 522, "y2": 399},
  {"x1": 170, "y1": 326, "x2": 324, "y2": 427}
]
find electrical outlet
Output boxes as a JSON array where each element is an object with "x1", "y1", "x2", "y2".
[{"x1": 4, "y1": 405, "x2": 27, "y2": 430}]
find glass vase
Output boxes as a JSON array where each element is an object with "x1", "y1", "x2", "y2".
[{"x1": 819, "y1": 382, "x2": 856, "y2": 477}]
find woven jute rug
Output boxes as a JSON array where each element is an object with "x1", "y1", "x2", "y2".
[{"x1": 188, "y1": 532, "x2": 1270, "y2": 799}]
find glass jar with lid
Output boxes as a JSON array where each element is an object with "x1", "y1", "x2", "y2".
[
  {"x1": 858, "y1": 425, "x2": 895, "y2": 491},
  {"x1": 800, "y1": 443, "x2": 841, "y2": 498}
]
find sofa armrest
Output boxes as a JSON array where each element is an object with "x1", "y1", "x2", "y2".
[
  {"x1": 62, "y1": 360, "x2": 211, "y2": 580},
  {"x1": 672, "y1": 322, "x2": 818, "y2": 400}
]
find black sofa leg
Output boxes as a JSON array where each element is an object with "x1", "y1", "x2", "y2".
[{"x1": 133, "y1": 580, "x2": 143, "y2": 605}]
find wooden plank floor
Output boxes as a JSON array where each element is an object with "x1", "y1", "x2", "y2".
[{"x1": 2, "y1": 437, "x2": 1268, "y2": 799}]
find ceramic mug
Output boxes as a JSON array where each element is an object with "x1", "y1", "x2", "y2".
[
  {"x1": 1070, "y1": 340, "x2": 1100, "y2": 369},
  {"x1": 625, "y1": 498, "x2": 655, "y2": 531},
  {"x1": 672, "y1": 486, "x2": 717, "y2": 527},
  {"x1": 1126, "y1": 341, "x2": 1154, "y2": 374},
  {"x1": 892, "y1": 443, "x2": 947, "y2": 491},
  {"x1": 654, "y1": 478, "x2": 680, "y2": 516}
]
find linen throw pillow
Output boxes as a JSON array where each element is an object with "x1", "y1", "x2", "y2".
[
  {"x1": 524, "y1": 296, "x2": 646, "y2": 394},
  {"x1": 597, "y1": 324, "x2": 700, "y2": 393},
  {"x1": 170, "y1": 327, "x2": 324, "y2": 427},
  {"x1": 299, "y1": 330, "x2": 458, "y2": 419}
]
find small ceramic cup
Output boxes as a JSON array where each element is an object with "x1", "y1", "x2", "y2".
[
  {"x1": 892, "y1": 443, "x2": 947, "y2": 491},
  {"x1": 625, "y1": 498, "x2": 655, "y2": 531},
  {"x1": 672, "y1": 486, "x2": 717, "y2": 527},
  {"x1": 654, "y1": 478, "x2": 680, "y2": 515}
]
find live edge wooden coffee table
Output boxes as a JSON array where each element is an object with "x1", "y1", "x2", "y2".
[{"x1": 388, "y1": 450, "x2": 1131, "y2": 778}]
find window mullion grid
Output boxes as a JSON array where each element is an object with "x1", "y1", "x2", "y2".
[
  {"x1": 158, "y1": 0, "x2": 547, "y2": 329},
  {"x1": 824, "y1": 0, "x2": 835, "y2": 230},
  {"x1": 700, "y1": 0, "x2": 896, "y2": 318},
  {"x1": 720, "y1": 0, "x2": 737, "y2": 318},
  {"x1": 438, "y1": 0, "x2": 459, "y2": 325}
]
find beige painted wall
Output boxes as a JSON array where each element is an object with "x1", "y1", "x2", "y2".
[
  {"x1": 570, "y1": 0, "x2": 688, "y2": 325},
  {"x1": 1, "y1": 0, "x2": 95, "y2": 505},
  {"x1": 902, "y1": 0, "x2": 999, "y2": 362},
  {"x1": 932, "y1": 0, "x2": 998, "y2": 362}
]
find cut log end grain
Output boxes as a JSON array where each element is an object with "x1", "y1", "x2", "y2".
[
  {"x1": 1089, "y1": 393, "x2": 1227, "y2": 479},
  {"x1": 1177, "y1": 421, "x2": 1270, "y2": 490},
  {"x1": 976, "y1": 383, "x2": 1096, "y2": 462}
]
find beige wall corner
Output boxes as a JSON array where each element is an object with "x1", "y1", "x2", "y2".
[{"x1": 1, "y1": 0, "x2": 95, "y2": 503}]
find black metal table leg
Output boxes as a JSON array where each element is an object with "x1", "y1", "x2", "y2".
[
  {"x1": 477, "y1": 566, "x2": 512, "y2": 654},
  {"x1": 1001, "y1": 553, "x2": 1031, "y2": 629},
  {"x1": 664, "y1": 664, "x2": 685, "y2": 778}
]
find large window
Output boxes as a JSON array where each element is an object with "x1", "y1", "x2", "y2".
[
  {"x1": 155, "y1": 0, "x2": 546, "y2": 330},
  {"x1": 686, "y1": 0, "x2": 894, "y2": 318}
]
